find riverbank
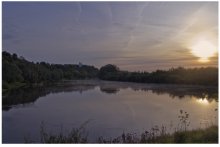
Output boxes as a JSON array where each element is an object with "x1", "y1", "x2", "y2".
[
  {"x1": 38, "y1": 125, "x2": 218, "y2": 143},
  {"x1": 99, "y1": 125, "x2": 218, "y2": 143}
]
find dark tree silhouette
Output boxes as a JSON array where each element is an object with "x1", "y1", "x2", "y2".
[
  {"x1": 2, "y1": 51, "x2": 99, "y2": 90},
  {"x1": 2, "y1": 51, "x2": 218, "y2": 91}
]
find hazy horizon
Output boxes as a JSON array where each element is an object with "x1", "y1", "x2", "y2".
[{"x1": 2, "y1": 2, "x2": 218, "y2": 71}]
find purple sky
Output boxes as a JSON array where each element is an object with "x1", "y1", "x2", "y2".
[{"x1": 2, "y1": 2, "x2": 218, "y2": 71}]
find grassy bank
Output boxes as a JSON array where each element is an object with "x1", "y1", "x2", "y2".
[
  {"x1": 37, "y1": 125, "x2": 218, "y2": 143},
  {"x1": 23, "y1": 108, "x2": 218, "y2": 144}
]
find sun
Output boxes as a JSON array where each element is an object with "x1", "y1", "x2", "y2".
[{"x1": 190, "y1": 40, "x2": 217, "y2": 63}]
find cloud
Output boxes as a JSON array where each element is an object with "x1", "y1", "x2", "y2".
[{"x1": 2, "y1": 2, "x2": 218, "y2": 71}]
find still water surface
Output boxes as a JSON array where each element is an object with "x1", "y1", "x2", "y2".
[{"x1": 2, "y1": 80, "x2": 218, "y2": 143}]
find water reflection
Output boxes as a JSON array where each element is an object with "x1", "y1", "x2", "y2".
[
  {"x1": 2, "y1": 80, "x2": 218, "y2": 143},
  {"x1": 2, "y1": 80, "x2": 218, "y2": 111},
  {"x1": 196, "y1": 98, "x2": 209, "y2": 105},
  {"x1": 2, "y1": 81, "x2": 96, "y2": 110},
  {"x1": 100, "y1": 87, "x2": 120, "y2": 94}
]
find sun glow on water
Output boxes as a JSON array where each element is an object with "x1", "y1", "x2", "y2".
[{"x1": 196, "y1": 98, "x2": 209, "y2": 105}]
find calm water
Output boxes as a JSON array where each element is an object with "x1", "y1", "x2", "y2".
[{"x1": 2, "y1": 80, "x2": 218, "y2": 143}]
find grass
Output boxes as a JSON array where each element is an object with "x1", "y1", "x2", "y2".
[
  {"x1": 23, "y1": 110, "x2": 218, "y2": 143},
  {"x1": 172, "y1": 126, "x2": 218, "y2": 143},
  {"x1": 97, "y1": 125, "x2": 218, "y2": 143},
  {"x1": 34, "y1": 123, "x2": 218, "y2": 143},
  {"x1": 38, "y1": 121, "x2": 89, "y2": 143}
]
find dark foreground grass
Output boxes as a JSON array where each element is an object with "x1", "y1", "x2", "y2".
[
  {"x1": 147, "y1": 125, "x2": 218, "y2": 143},
  {"x1": 171, "y1": 126, "x2": 218, "y2": 143},
  {"x1": 24, "y1": 110, "x2": 218, "y2": 143},
  {"x1": 37, "y1": 125, "x2": 218, "y2": 143},
  {"x1": 98, "y1": 125, "x2": 218, "y2": 143}
]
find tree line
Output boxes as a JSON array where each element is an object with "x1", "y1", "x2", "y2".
[
  {"x1": 2, "y1": 51, "x2": 99, "y2": 89},
  {"x1": 99, "y1": 64, "x2": 218, "y2": 86},
  {"x1": 2, "y1": 51, "x2": 218, "y2": 90}
]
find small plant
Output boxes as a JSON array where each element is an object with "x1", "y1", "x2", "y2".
[
  {"x1": 40, "y1": 121, "x2": 89, "y2": 143},
  {"x1": 178, "y1": 109, "x2": 190, "y2": 131}
]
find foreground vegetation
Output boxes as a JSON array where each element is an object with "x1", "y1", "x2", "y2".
[
  {"x1": 2, "y1": 51, "x2": 218, "y2": 92},
  {"x1": 26, "y1": 110, "x2": 218, "y2": 144},
  {"x1": 37, "y1": 124, "x2": 218, "y2": 143},
  {"x1": 98, "y1": 126, "x2": 218, "y2": 143}
]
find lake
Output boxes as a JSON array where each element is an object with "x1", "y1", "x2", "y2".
[{"x1": 2, "y1": 80, "x2": 218, "y2": 143}]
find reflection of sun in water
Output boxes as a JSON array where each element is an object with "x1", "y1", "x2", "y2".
[
  {"x1": 196, "y1": 98, "x2": 209, "y2": 105},
  {"x1": 190, "y1": 39, "x2": 217, "y2": 63}
]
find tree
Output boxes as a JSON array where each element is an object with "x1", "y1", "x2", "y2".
[
  {"x1": 99, "y1": 64, "x2": 120, "y2": 80},
  {"x1": 2, "y1": 60, "x2": 23, "y2": 83}
]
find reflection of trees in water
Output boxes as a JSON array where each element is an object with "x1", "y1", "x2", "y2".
[
  {"x1": 128, "y1": 86, "x2": 217, "y2": 102},
  {"x1": 3, "y1": 87, "x2": 46, "y2": 111},
  {"x1": 149, "y1": 87, "x2": 217, "y2": 102},
  {"x1": 2, "y1": 83, "x2": 96, "y2": 111},
  {"x1": 100, "y1": 87, "x2": 120, "y2": 94},
  {"x1": 3, "y1": 81, "x2": 218, "y2": 111}
]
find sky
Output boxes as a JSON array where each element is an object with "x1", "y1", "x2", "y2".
[{"x1": 2, "y1": 2, "x2": 218, "y2": 71}]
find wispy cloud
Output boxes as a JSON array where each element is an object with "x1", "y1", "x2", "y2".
[{"x1": 2, "y1": 2, "x2": 218, "y2": 71}]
